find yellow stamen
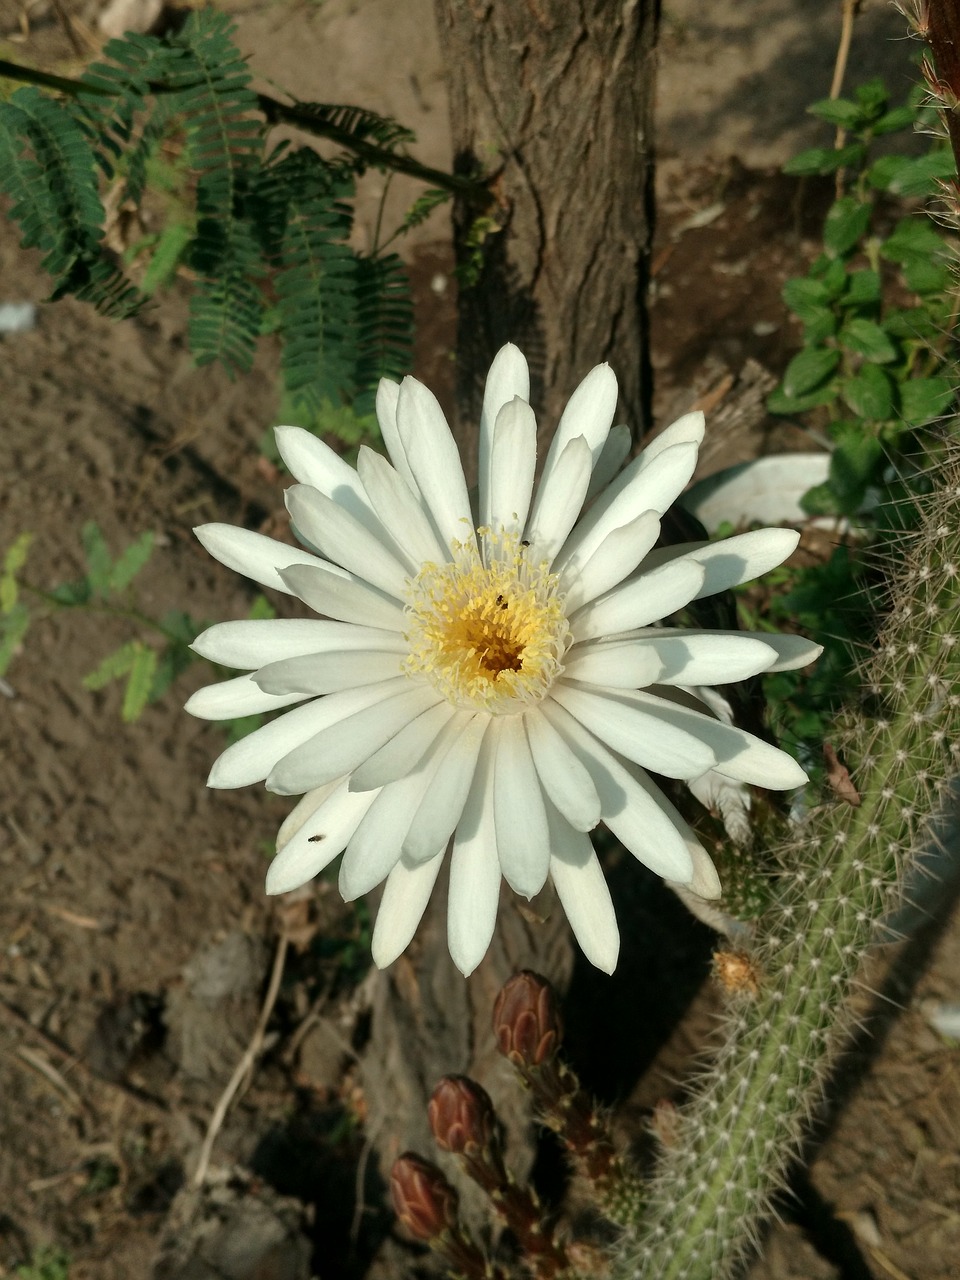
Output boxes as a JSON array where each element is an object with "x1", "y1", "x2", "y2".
[{"x1": 404, "y1": 530, "x2": 570, "y2": 713}]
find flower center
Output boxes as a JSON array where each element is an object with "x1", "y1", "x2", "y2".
[{"x1": 403, "y1": 530, "x2": 570, "y2": 713}]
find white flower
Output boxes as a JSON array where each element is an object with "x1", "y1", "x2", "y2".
[{"x1": 186, "y1": 346, "x2": 819, "y2": 976}]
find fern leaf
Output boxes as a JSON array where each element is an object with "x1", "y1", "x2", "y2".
[
  {"x1": 352, "y1": 251, "x2": 413, "y2": 412},
  {"x1": 0, "y1": 87, "x2": 142, "y2": 317}
]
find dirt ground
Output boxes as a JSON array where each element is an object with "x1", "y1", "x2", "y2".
[{"x1": 1, "y1": 2, "x2": 959, "y2": 1279}]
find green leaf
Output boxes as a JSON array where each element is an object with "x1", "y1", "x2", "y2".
[
  {"x1": 840, "y1": 364, "x2": 894, "y2": 420},
  {"x1": 902, "y1": 255, "x2": 952, "y2": 296},
  {"x1": 49, "y1": 579, "x2": 92, "y2": 605},
  {"x1": 811, "y1": 255, "x2": 848, "y2": 298},
  {"x1": 899, "y1": 376, "x2": 955, "y2": 425},
  {"x1": 122, "y1": 642, "x2": 158, "y2": 721},
  {"x1": 782, "y1": 347, "x2": 841, "y2": 397},
  {"x1": 854, "y1": 78, "x2": 888, "y2": 115},
  {"x1": 844, "y1": 269, "x2": 881, "y2": 307},
  {"x1": 838, "y1": 318, "x2": 897, "y2": 363},
  {"x1": 83, "y1": 642, "x2": 138, "y2": 691},
  {"x1": 803, "y1": 309, "x2": 838, "y2": 345},
  {"x1": 248, "y1": 593, "x2": 277, "y2": 621},
  {"x1": 823, "y1": 197, "x2": 872, "y2": 256},
  {"x1": 881, "y1": 217, "x2": 948, "y2": 262},
  {"x1": 799, "y1": 481, "x2": 841, "y2": 517},
  {"x1": 883, "y1": 306, "x2": 939, "y2": 340},
  {"x1": 868, "y1": 150, "x2": 957, "y2": 196},
  {"x1": 783, "y1": 143, "x2": 865, "y2": 176},
  {"x1": 0, "y1": 602, "x2": 30, "y2": 677},
  {"x1": 807, "y1": 97, "x2": 868, "y2": 129},
  {"x1": 109, "y1": 531, "x2": 155, "y2": 592},
  {"x1": 828, "y1": 424, "x2": 883, "y2": 511},
  {"x1": 81, "y1": 521, "x2": 113, "y2": 593},
  {"x1": 140, "y1": 221, "x2": 193, "y2": 296},
  {"x1": 1, "y1": 532, "x2": 33, "y2": 613},
  {"x1": 766, "y1": 383, "x2": 836, "y2": 415},
  {"x1": 782, "y1": 275, "x2": 831, "y2": 321},
  {"x1": 872, "y1": 105, "x2": 917, "y2": 136}
]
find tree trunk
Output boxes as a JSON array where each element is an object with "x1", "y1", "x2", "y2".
[
  {"x1": 360, "y1": 2, "x2": 660, "y2": 1220},
  {"x1": 436, "y1": 0, "x2": 659, "y2": 466}
]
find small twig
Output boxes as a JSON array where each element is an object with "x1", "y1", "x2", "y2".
[
  {"x1": 15, "y1": 1045, "x2": 88, "y2": 1115},
  {"x1": 830, "y1": 0, "x2": 862, "y2": 197},
  {"x1": 192, "y1": 932, "x2": 289, "y2": 1187}
]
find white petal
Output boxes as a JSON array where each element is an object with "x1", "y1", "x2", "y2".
[
  {"x1": 493, "y1": 718, "x2": 550, "y2": 898},
  {"x1": 539, "y1": 363, "x2": 618, "y2": 489},
  {"x1": 524, "y1": 434, "x2": 593, "y2": 563},
  {"x1": 448, "y1": 731, "x2": 501, "y2": 975},
  {"x1": 546, "y1": 803, "x2": 619, "y2": 973},
  {"x1": 194, "y1": 524, "x2": 325, "y2": 595},
  {"x1": 550, "y1": 682, "x2": 717, "y2": 780},
  {"x1": 339, "y1": 771, "x2": 432, "y2": 900},
  {"x1": 280, "y1": 563, "x2": 406, "y2": 631},
  {"x1": 255, "y1": 649, "x2": 405, "y2": 696},
  {"x1": 483, "y1": 398, "x2": 537, "y2": 536},
  {"x1": 191, "y1": 618, "x2": 403, "y2": 670},
  {"x1": 631, "y1": 689, "x2": 808, "y2": 788},
  {"x1": 357, "y1": 446, "x2": 448, "y2": 567},
  {"x1": 349, "y1": 702, "x2": 464, "y2": 791},
  {"x1": 185, "y1": 674, "x2": 309, "y2": 720},
  {"x1": 569, "y1": 559, "x2": 705, "y2": 642},
  {"x1": 276, "y1": 781, "x2": 340, "y2": 848},
  {"x1": 397, "y1": 376, "x2": 476, "y2": 555},
  {"x1": 285, "y1": 485, "x2": 410, "y2": 598},
  {"x1": 371, "y1": 849, "x2": 446, "y2": 968},
  {"x1": 524, "y1": 709, "x2": 602, "y2": 832},
  {"x1": 555, "y1": 441, "x2": 699, "y2": 574},
  {"x1": 267, "y1": 681, "x2": 442, "y2": 795},
  {"x1": 561, "y1": 640, "x2": 661, "y2": 690},
  {"x1": 340, "y1": 714, "x2": 468, "y2": 899},
  {"x1": 376, "y1": 378, "x2": 419, "y2": 495},
  {"x1": 559, "y1": 510, "x2": 661, "y2": 612},
  {"x1": 620, "y1": 758, "x2": 721, "y2": 899},
  {"x1": 541, "y1": 701, "x2": 696, "y2": 884},
  {"x1": 206, "y1": 696, "x2": 336, "y2": 789},
  {"x1": 585, "y1": 424, "x2": 631, "y2": 503},
  {"x1": 646, "y1": 409, "x2": 706, "y2": 458},
  {"x1": 213, "y1": 677, "x2": 394, "y2": 789},
  {"x1": 274, "y1": 426, "x2": 378, "y2": 533},
  {"x1": 479, "y1": 345, "x2": 531, "y2": 529},
  {"x1": 644, "y1": 528, "x2": 801, "y2": 600},
  {"x1": 265, "y1": 779, "x2": 378, "y2": 894},
  {"x1": 746, "y1": 632, "x2": 823, "y2": 671},
  {"x1": 563, "y1": 633, "x2": 779, "y2": 688},
  {"x1": 402, "y1": 714, "x2": 490, "y2": 861}
]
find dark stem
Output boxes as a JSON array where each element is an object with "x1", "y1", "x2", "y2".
[
  {"x1": 924, "y1": 0, "x2": 960, "y2": 177},
  {"x1": 0, "y1": 57, "x2": 489, "y2": 205}
]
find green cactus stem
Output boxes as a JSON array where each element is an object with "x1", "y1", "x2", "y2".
[{"x1": 613, "y1": 447, "x2": 960, "y2": 1280}]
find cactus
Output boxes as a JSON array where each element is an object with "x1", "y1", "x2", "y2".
[{"x1": 611, "y1": 443, "x2": 960, "y2": 1279}]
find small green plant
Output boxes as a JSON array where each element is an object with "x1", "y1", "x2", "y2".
[
  {"x1": 15, "y1": 1246, "x2": 71, "y2": 1280},
  {"x1": 0, "y1": 521, "x2": 266, "y2": 737},
  {"x1": 736, "y1": 76, "x2": 960, "y2": 765},
  {"x1": 770, "y1": 77, "x2": 956, "y2": 517},
  {"x1": 0, "y1": 9, "x2": 478, "y2": 417}
]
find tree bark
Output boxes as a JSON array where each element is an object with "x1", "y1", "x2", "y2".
[{"x1": 435, "y1": 0, "x2": 659, "y2": 466}]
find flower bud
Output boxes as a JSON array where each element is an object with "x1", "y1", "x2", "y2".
[
  {"x1": 428, "y1": 1075, "x2": 497, "y2": 1156},
  {"x1": 492, "y1": 971, "x2": 562, "y2": 1068},
  {"x1": 390, "y1": 1153, "x2": 459, "y2": 1242}
]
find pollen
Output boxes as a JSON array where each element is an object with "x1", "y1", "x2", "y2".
[{"x1": 403, "y1": 529, "x2": 570, "y2": 713}]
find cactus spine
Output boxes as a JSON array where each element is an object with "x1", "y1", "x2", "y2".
[{"x1": 612, "y1": 452, "x2": 960, "y2": 1280}]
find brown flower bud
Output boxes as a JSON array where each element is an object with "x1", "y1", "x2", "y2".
[
  {"x1": 492, "y1": 971, "x2": 562, "y2": 1068},
  {"x1": 390, "y1": 1153, "x2": 459, "y2": 1242},
  {"x1": 428, "y1": 1075, "x2": 497, "y2": 1156}
]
